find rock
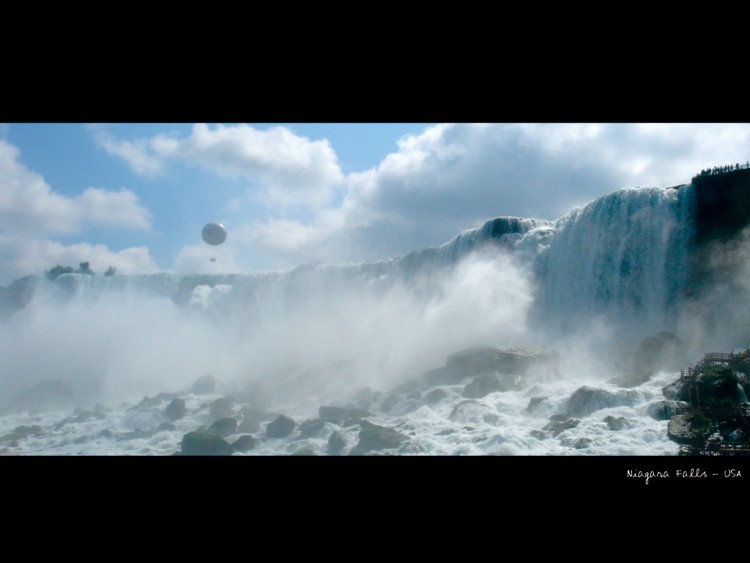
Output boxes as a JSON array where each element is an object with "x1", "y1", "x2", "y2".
[
  {"x1": 527, "y1": 397, "x2": 547, "y2": 413},
  {"x1": 449, "y1": 400, "x2": 501, "y2": 424},
  {"x1": 381, "y1": 395, "x2": 400, "y2": 413},
  {"x1": 543, "y1": 417, "x2": 579, "y2": 437},
  {"x1": 319, "y1": 406, "x2": 348, "y2": 420},
  {"x1": 604, "y1": 416, "x2": 627, "y2": 431},
  {"x1": 351, "y1": 420, "x2": 408, "y2": 454},
  {"x1": 632, "y1": 331, "x2": 686, "y2": 374},
  {"x1": 209, "y1": 398, "x2": 235, "y2": 421},
  {"x1": 266, "y1": 415, "x2": 296, "y2": 439},
  {"x1": 573, "y1": 437, "x2": 593, "y2": 449},
  {"x1": 165, "y1": 398, "x2": 186, "y2": 421},
  {"x1": 318, "y1": 406, "x2": 373, "y2": 426},
  {"x1": 667, "y1": 411, "x2": 712, "y2": 444},
  {"x1": 116, "y1": 428, "x2": 154, "y2": 441},
  {"x1": 608, "y1": 371, "x2": 653, "y2": 389},
  {"x1": 13, "y1": 425, "x2": 44, "y2": 438},
  {"x1": 567, "y1": 386, "x2": 638, "y2": 417},
  {"x1": 298, "y1": 419, "x2": 328, "y2": 438},
  {"x1": 423, "y1": 388, "x2": 448, "y2": 405},
  {"x1": 647, "y1": 400, "x2": 688, "y2": 421},
  {"x1": 446, "y1": 346, "x2": 504, "y2": 376},
  {"x1": 181, "y1": 431, "x2": 234, "y2": 455},
  {"x1": 530, "y1": 429, "x2": 548, "y2": 440},
  {"x1": 423, "y1": 366, "x2": 463, "y2": 386},
  {"x1": 231, "y1": 435, "x2": 257, "y2": 452},
  {"x1": 462, "y1": 374, "x2": 503, "y2": 398},
  {"x1": 548, "y1": 413, "x2": 571, "y2": 423},
  {"x1": 208, "y1": 417, "x2": 238, "y2": 437},
  {"x1": 133, "y1": 392, "x2": 179, "y2": 409},
  {"x1": 239, "y1": 407, "x2": 276, "y2": 433},
  {"x1": 191, "y1": 375, "x2": 219, "y2": 395},
  {"x1": 327, "y1": 431, "x2": 347, "y2": 455}
]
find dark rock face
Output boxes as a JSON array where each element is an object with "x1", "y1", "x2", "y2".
[
  {"x1": 298, "y1": 418, "x2": 328, "y2": 438},
  {"x1": 632, "y1": 332, "x2": 686, "y2": 375},
  {"x1": 667, "y1": 412, "x2": 712, "y2": 445},
  {"x1": 604, "y1": 416, "x2": 627, "y2": 431},
  {"x1": 567, "y1": 386, "x2": 638, "y2": 417},
  {"x1": 423, "y1": 388, "x2": 448, "y2": 404},
  {"x1": 462, "y1": 374, "x2": 503, "y2": 399},
  {"x1": 165, "y1": 398, "x2": 186, "y2": 421},
  {"x1": 447, "y1": 347, "x2": 505, "y2": 376},
  {"x1": 689, "y1": 169, "x2": 750, "y2": 299},
  {"x1": 231, "y1": 435, "x2": 257, "y2": 452},
  {"x1": 351, "y1": 420, "x2": 408, "y2": 454},
  {"x1": 327, "y1": 431, "x2": 347, "y2": 455},
  {"x1": 181, "y1": 431, "x2": 233, "y2": 455},
  {"x1": 543, "y1": 416, "x2": 579, "y2": 437},
  {"x1": 209, "y1": 398, "x2": 235, "y2": 422},
  {"x1": 427, "y1": 346, "x2": 560, "y2": 386},
  {"x1": 647, "y1": 400, "x2": 687, "y2": 421},
  {"x1": 318, "y1": 406, "x2": 373, "y2": 426},
  {"x1": 319, "y1": 406, "x2": 348, "y2": 420},
  {"x1": 239, "y1": 408, "x2": 276, "y2": 433},
  {"x1": 191, "y1": 375, "x2": 219, "y2": 395},
  {"x1": 527, "y1": 397, "x2": 547, "y2": 413},
  {"x1": 573, "y1": 438, "x2": 593, "y2": 449},
  {"x1": 266, "y1": 415, "x2": 296, "y2": 439},
  {"x1": 208, "y1": 417, "x2": 238, "y2": 437}
]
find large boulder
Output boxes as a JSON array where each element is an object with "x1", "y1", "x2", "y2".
[
  {"x1": 238, "y1": 407, "x2": 276, "y2": 433},
  {"x1": 327, "y1": 431, "x2": 347, "y2": 455},
  {"x1": 667, "y1": 412, "x2": 712, "y2": 445},
  {"x1": 209, "y1": 398, "x2": 235, "y2": 421},
  {"x1": 462, "y1": 374, "x2": 503, "y2": 398},
  {"x1": 231, "y1": 435, "x2": 257, "y2": 452},
  {"x1": 191, "y1": 375, "x2": 220, "y2": 395},
  {"x1": 208, "y1": 417, "x2": 238, "y2": 437},
  {"x1": 318, "y1": 406, "x2": 373, "y2": 426},
  {"x1": 165, "y1": 398, "x2": 186, "y2": 421},
  {"x1": 181, "y1": 431, "x2": 233, "y2": 455},
  {"x1": 543, "y1": 415, "x2": 580, "y2": 437},
  {"x1": 447, "y1": 347, "x2": 504, "y2": 376},
  {"x1": 567, "y1": 386, "x2": 639, "y2": 417},
  {"x1": 351, "y1": 420, "x2": 408, "y2": 454},
  {"x1": 433, "y1": 346, "x2": 560, "y2": 384},
  {"x1": 647, "y1": 400, "x2": 688, "y2": 421},
  {"x1": 266, "y1": 415, "x2": 296, "y2": 439},
  {"x1": 632, "y1": 332, "x2": 686, "y2": 374},
  {"x1": 298, "y1": 418, "x2": 328, "y2": 438}
]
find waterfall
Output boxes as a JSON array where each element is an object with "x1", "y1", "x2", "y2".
[{"x1": 527, "y1": 184, "x2": 695, "y2": 337}]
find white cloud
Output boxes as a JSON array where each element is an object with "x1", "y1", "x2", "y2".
[
  {"x1": 93, "y1": 130, "x2": 165, "y2": 177},
  {"x1": 97, "y1": 123, "x2": 346, "y2": 210},
  {"x1": 0, "y1": 236, "x2": 158, "y2": 284},
  {"x1": 235, "y1": 123, "x2": 750, "y2": 268},
  {"x1": 0, "y1": 140, "x2": 152, "y2": 236},
  {"x1": 152, "y1": 123, "x2": 345, "y2": 209},
  {"x1": 76, "y1": 188, "x2": 152, "y2": 230},
  {"x1": 0, "y1": 140, "x2": 81, "y2": 234}
]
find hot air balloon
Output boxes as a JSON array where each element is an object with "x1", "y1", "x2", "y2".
[{"x1": 202, "y1": 222, "x2": 227, "y2": 246}]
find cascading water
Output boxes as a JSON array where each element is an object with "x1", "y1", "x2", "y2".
[
  {"x1": 0, "y1": 182, "x2": 723, "y2": 456},
  {"x1": 527, "y1": 184, "x2": 695, "y2": 339}
]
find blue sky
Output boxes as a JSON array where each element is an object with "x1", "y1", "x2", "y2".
[{"x1": 1, "y1": 123, "x2": 749, "y2": 285}]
